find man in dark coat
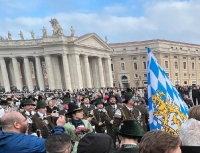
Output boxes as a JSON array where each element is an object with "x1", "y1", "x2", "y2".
[
  {"x1": 21, "y1": 99, "x2": 36, "y2": 134},
  {"x1": 113, "y1": 120, "x2": 145, "y2": 153},
  {"x1": 80, "y1": 95, "x2": 95, "y2": 122},
  {"x1": 32, "y1": 101, "x2": 56, "y2": 138},
  {"x1": 113, "y1": 93, "x2": 142, "y2": 129},
  {"x1": 90, "y1": 98, "x2": 111, "y2": 133},
  {"x1": 105, "y1": 94, "x2": 123, "y2": 147}
]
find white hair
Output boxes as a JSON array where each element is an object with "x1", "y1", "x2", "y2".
[{"x1": 179, "y1": 118, "x2": 200, "y2": 146}]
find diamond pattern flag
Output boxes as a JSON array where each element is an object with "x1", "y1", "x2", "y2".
[{"x1": 147, "y1": 47, "x2": 188, "y2": 136}]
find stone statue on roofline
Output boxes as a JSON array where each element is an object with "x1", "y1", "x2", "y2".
[
  {"x1": 105, "y1": 36, "x2": 108, "y2": 43},
  {"x1": 8, "y1": 31, "x2": 12, "y2": 40},
  {"x1": 70, "y1": 26, "x2": 75, "y2": 36},
  {"x1": 19, "y1": 31, "x2": 24, "y2": 40},
  {"x1": 42, "y1": 26, "x2": 47, "y2": 38},
  {"x1": 49, "y1": 18, "x2": 63, "y2": 36},
  {"x1": 30, "y1": 30, "x2": 35, "y2": 39}
]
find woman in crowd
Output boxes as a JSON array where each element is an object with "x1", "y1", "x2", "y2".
[{"x1": 64, "y1": 103, "x2": 93, "y2": 153}]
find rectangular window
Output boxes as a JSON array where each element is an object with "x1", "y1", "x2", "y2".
[
  {"x1": 165, "y1": 61, "x2": 169, "y2": 69},
  {"x1": 135, "y1": 74, "x2": 138, "y2": 78},
  {"x1": 133, "y1": 56, "x2": 137, "y2": 60},
  {"x1": 184, "y1": 81, "x2": 187, "y2": 84},
  {"x1": 184, "y1": 73, "x2": 187, "y2": 77},
  {"x1": 144, "y1": 74, "x2": 147, "y2": 77},
  {"x1": 133, "y1": 62, "x2": 137, "y2": 70},
  {"x1": 111, "y1": 64, "x2": 114, "y2": 71},
  {"x1": 174, "y1": 61, "x2": 178, "y2": 69},
  {"x1": 175, "y1": 73, "x2": 179, "y2": 77},
  {"x1": 174, "y1": 56, "x2": 177, "y2": 59},
  {"x1": 183, "y1": 62, "x2": 187, "y2": 69},
  {"x1": 191, "y1": 62, "x2": 195, "y2": 70},
  {"x1": 121, "y1": 63, "x2": 125, "y2": 70},
  {"x1": 143, "y1": 62, "x2": 147, "y2": 69}
]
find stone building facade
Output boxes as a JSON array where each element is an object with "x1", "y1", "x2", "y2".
[
  {"x1": 110, "y1": 39, "x2": 200, "y2": 88},
  {"x1": 0, "y1": 20, "x2": 113, "y2": 92}
]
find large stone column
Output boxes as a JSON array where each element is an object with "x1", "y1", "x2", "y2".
[
  {"x1": 35, "y1": 56, "x2": 45, "y2": 90},
  {"x1": 72, "y1": 54, "x2": 83, "y2": 89},
  {"x1": 97, "y1": 57, "x2": 105, "y2": 87},
  {"x1": 44, "y1": 55, "x2": 55, "y2": 89},
  {"x1": 0, "y1": 58, "x2": 10, "y2": 92},
  {"x1": 62, "y1": 54, "x2": 72, "y2": 91},
  {"x1": 12, "y1": 57, "x2": 22, "y2": 90},
  {"x1": 51, "y1": 56, "x2": 62, "y2": 89},
  {"x1": 84, "y1": 55, "x2": 92, "y2": 88},
  {"x1": 105, "y1": 58, "x2": 113, "y2": 87},
  {"x1": 23, "y1": 57, "x2": 34, "y2": 91}
]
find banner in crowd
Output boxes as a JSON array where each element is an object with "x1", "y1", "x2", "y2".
[{"x1": 147, "y1": 47, "x2": 188, "y2": 136}]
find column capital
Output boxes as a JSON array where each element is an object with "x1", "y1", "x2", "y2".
[
  {"x1": 62, "y1": 53, "x2": 68, "y2": 57},
  {"x1": 83, "y1": 54, "x2": 89, "y2": 58}
]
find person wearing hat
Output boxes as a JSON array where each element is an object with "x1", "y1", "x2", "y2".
[
  {"x1": 21, "y1": 99, "x2": 36, "y2": 134},
  {"x1": 59, "y1": 93, "x2": 71, "y2": 116},
  {"x1": 0, "y1": 100, "x2": 9, "y2": 118},
  {"x1": 133, "y1": 97, "x2": 149, "y2": 132},
  {"x1": 46, "y1": 98, "x2": 59, "y2": 116},
  {"x1": 80, "y1": 95, "x2": 95, "y2": 122},
  {"x1": 113, "y1": 92, "x2": 142, "y2": 130},
  {"x1": 32, "y1": 101, "x2": 56, "y2": 138},
  {"x1": 90, "y1": 98, "x2": 111, "y2": 133},
  {"x1": 105, "y1": 94, "x2": 123, "y2": 147},
  {"x1": 113, "y1": 120, "x2": 145, "y2": 153},
  {"x1": 64, "y1": 103, "x2": 93, "y2": 153}
]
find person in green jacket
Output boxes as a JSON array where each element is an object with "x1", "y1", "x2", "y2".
[{"x1": 64, "y1": 103, "x2": 93, "y2": 153}]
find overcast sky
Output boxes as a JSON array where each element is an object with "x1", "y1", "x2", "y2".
[{"x1": 0, "y1": 0, "x2": 199, "y2": 44}]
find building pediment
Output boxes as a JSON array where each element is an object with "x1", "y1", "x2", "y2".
[{"x1": 74, "y1": 33, "x2": 113, "y2": 52}]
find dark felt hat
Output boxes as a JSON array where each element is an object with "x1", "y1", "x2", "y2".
[
  {"x1": 62, "y1": 93, "x2": 71, "y2": 104},
  {"x1": 107, "y1": 93, "x2": 117, "y2": 101},
  {"x1": 36, "y1": 101, "x2": 48, "y2": 109},
  {"x1": 124, "y1": 93, "x2": 133, "y2": 101},
  {"x1": 66, "y1": 103, "x2": 82, "y2": 115},
  {"x1": 81, "y1": 95, "x2": 90, "y2": 101},
  {"x1": 94, "y1": 98, "x2": 104, "y2": 107},
  {"x1": 0, "y1": 99, "x2": 9, "y2": 105},
  {"x1": 22, "y1": 99, "x2": 35, "y2": 106},
  {"x1": 113, "y1": 120, "x2": 145, "y2": 138}
]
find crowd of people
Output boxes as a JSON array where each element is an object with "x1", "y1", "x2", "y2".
[{"x1": 0, "y1": 86, "x2": 199, "y2": 153}]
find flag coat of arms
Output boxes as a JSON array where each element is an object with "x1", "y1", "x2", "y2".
[{"x1": 147, "y1": 47, "x2": 188, "y2": 135}]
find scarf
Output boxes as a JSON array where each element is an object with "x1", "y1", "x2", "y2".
[{"x1": 71, "y1": 118, "x2": 84, "y2": 128}]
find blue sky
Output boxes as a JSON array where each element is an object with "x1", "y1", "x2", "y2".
[{"x1": 0, "y1": 0, "x2": 199, "y2": 43}]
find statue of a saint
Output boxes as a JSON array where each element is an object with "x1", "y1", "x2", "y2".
[
  {"x1": 49, "y1": 18, "x2": 63, "y2": 36},
  {"x1": 70, "y1": 26, "x2": 75, "y2": 36},
  {"x1": 19, "y1": 31, "x2": 24, "y2": 40},
  {"x1": 8, "y1": 31, "x2": 12, "y2": 40},
  {"x1": 42, "y1": 27, "x2": 47, "y2": 38},
  {"x1": 105, "y1": 36, "x2": 108, "y2": 43},
  {"x1": 30, "y1": 30, "x2": 35, "y2": 39}
]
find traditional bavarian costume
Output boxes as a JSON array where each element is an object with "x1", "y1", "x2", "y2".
[{"x1": 64, "y1": 103, "x2": 93, "y2": 153}]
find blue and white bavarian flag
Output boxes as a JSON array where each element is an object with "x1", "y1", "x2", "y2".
[{"x1": 147, "y1": 47, "x2": 188, "y2": 136}]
